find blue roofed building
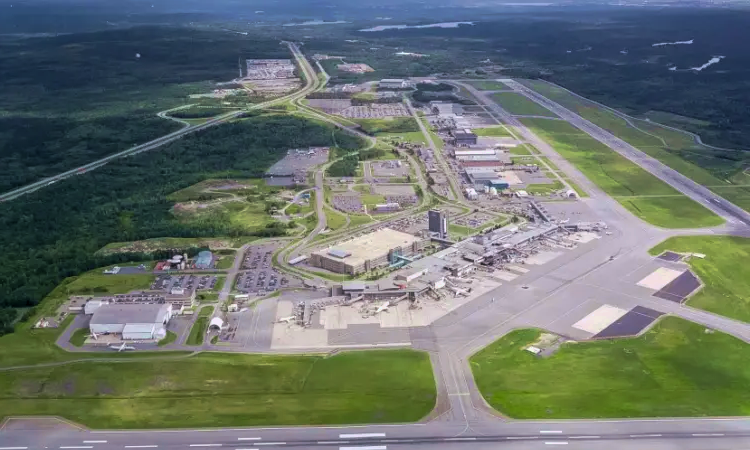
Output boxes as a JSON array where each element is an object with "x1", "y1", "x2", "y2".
[{"x1": 195, "y1": 250, "x2": 214, "y2": 269}]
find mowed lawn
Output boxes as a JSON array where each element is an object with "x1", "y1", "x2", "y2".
[
  {"x1": 471, "y1": 317, "x2": 750, "y2": 419},
  {"x1": 0, "y1": 350, "x2": 436, "y2": 428},
  {"x1": 473, "y1": 125, "x2": 512, "y2": 137},
  {"x1": 521, "y1": 118, "x2": 722, "y2": 228},
  {"x1": 650, "y1": 235, "x2": 750, "y2": 323},
  {"x1": 466, "y1": 80, "x2": 510, "y2": 90},
  {"x1": 492, "y1": 92, "x2": 558, "y2": 117}
]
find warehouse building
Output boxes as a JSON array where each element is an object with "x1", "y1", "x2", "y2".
[
  {"x1": 452, "y1": 129, "x2": 478, "y2": 146},
  {"x1": 430, "y1": 101, "x2": 463, "y2": 116},
  {"x1": 89, "y1": 303, "x2": 172, "y2": 340},
  {"x1": 379, "y1": 79, "x2": 408, "y2": 89},
  {"x1": 309, "y1": 228, "x2": 429, "y2": 275}
]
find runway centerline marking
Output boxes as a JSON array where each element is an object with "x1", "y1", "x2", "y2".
[
  {"x1": 60, "y1": 447, "x2": 93, "y2": 449},
  {"x1": 318, "y1": 442, "x2": 346, "y2": 445},
  {"x1": 569, "y1": 436, "x2": 600, "y2": 439},
  {"x1": 693, "y1": 433, "x2": 724, "y2": 437},
  {"x1": 0, "y1": 447, "x2": 28, "y2": 449},
  {"x1": 443, "y1": 438, "x2": 476, "y2": 441},
  {"x1": 124, "y1": 446, "x2": 158, "y2": 448},
  {"x1": 189, "y1": 445, "x2": 221, "y2": 447},
  {"x1": 339, "y1": 434, "x2": 385, "y2": 439},
  {"x1": 339, "y1": 447, "x2": 386, "y2": 450},
  {"x1": 237, "y1": 438, "x2": 262, "y2": 441},
  {"x1": 82, "y1": 442, "x2": 106, "y2": 444},
  {"x1": 255, "y1": 443, "x2": 285, "y2": 446},
  {"x1": 506, "y1": 437, "x2": 537, "y2": 440},
  {"x1": 630, "y1": 434, "x2": 662, "y2": 438},
  {"x1": 544, "y1": 442, "x2": 568, "y2": 445},
  {"x1": 540, "y1": 431, "x2": 563, "y2": 434}
]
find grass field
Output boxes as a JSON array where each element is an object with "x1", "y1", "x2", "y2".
[
  {"x1": 158, "y1": 331, "x2": 178, "y2": 347},
  {"x1": 69, "y1": 327, "x2": 89, "y2": 347},
  {"x1": 348, "y1": 214, "x2": 374, "y2": 227},
  {"x1": 186, "y1": 305, "x2": 214, "y2": 346},
  {"x1": 449, "y1": 223, "x2": 475, "y2": 239},
  {"x1": 63, "y1": 271, "x2": 154, "y2": 296},
  {"x1": 519, "y1": 80, "x2": 750, "y2": 212},
  {"x1": 649, "y1": 235, "x2": 750, "y2": 323},
  {"x1": 525, "y1": 180, "x2": 564, "y2": 194},
  {"x1": 473, "y1": 126, "x2": 512, "y2": 137},
  {"x1": 471, "y1": 317, "x2": 750, "y2": 418},
  {"x1": 0, "y1": 349, "x2": 436, "y2": 428},
  {"x1": 491, "y1": 92, "x2": 558, "y2": 117},
  {"x1": 215, "y1": 252, "x2": 236, "y2": 270},
  {"x1": 325, "y1": 207, "x2": 348, "y2": 230},
  {"x1": 521, "y1": 118, "x2": 723, "y2": 228},
  {"x1": 466, "y1": 80, "x2": 510, "y2": 90},
  {"x1": 97, "y1": 236, "x2": 255, "y2": 255}
]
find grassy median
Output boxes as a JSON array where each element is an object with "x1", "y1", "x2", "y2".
[
  {"x1": 471, "y1": 317, "x2": 750, "y2": 418},
  {"x1": 0, "y1": 349, "x2": 436, "y2": 428},
  {"x1": 650, "y1": 235, "x2": 750, "y2": 323}
]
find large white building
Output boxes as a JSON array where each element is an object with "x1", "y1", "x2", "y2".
[
  {"x1": 379, "y1": 79, "x2": 408, "y2": 89},
  {"x1": 89, "y1": 303, "x2": 172, "y2": 340}
]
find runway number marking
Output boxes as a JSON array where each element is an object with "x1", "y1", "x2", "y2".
[{"x1": 339, "y1": 434, "x2": 385, "y2": 439}]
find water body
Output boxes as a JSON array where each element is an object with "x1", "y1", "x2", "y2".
[
  {"x1": 653, "y1": 39, "x2": 693, "y2": 47},
  {"x1": 359, "y1": 21, "x2": 474, "y2": 32},
  {"x1": 283, "y1": 20, "x2": 349, "y2": 27}
]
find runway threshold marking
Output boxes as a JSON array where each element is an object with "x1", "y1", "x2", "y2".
[{"x1": 339, "y1": 434, "x2": 385, "y2": 439}]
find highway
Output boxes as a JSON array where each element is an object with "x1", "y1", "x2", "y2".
[
  {"x1": 0, "y1": 42, "x2": 318, "y2": 204},
  {"x1": 6, "y1": 62, "x2": 750, "y2": 449}
]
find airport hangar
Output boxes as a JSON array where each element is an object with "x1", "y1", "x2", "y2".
[
  {"x1": 89, "y1": 303, "x2": 173, "y2": 340},
  {"x1": 309, "y1": 228, "x2": 430, "y2": 275}
]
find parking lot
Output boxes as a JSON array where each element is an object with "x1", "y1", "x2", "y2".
[
  {"x1": 371, "y1": 161, "x2": 411, "y2": 178},
  {"x1": 151, "y1": 274, "x2": 218, "y2": 292},
  {"x1": 236, "y1": 244, "x2": 288, "y2": 295}
]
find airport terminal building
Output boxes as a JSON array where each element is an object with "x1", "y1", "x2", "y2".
[{"x1": 309, "y1": 228, "x2": 429, "y2": 275}]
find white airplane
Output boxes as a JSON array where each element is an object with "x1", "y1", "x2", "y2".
[
  {"x1": 87, "y1": 330, "x2": 99, "y2": 340},
  {"x1": 376, "y1": 301, "x2": 390, "y2": 313},
  {"x1": 278, "y1": 316, "x2": 296, "y2": 324},
  {"x1": 109, "y1": 343, "x2": 136, "y2": 352}
]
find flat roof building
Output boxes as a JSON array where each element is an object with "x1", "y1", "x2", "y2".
[
  {"x1": 90, "y1": 303, "x2": 172, "y2": 340},
  {"x1": 452, "y1": 128, "x2": 477, "y2": 146},
  {"x1": 194, "y1": 250, "x2": 213, "y2": 269},
  {"x1": 379, "y1": 79, "x2": 408, "y2": 89},
  {"x1": 310, "y1": 228, "x2": 429, "y2": 275}
]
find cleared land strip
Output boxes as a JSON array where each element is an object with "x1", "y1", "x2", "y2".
[
  {"x1": 516, "y1": 79, "x2": 750, "y2": 215},
  {"x1": 519, "y1": 118, "x2": 722, "y2": 228}
]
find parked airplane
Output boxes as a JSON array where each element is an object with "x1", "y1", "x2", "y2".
[
  {"x1": 376, "y1": 301, "x2": 390, "y2": 313},
  {"x1": 86, "y1": 330, "x2": 99, "y2": 340},
  {"x1": 109, "y1": 343, "x2": 136, "y2": 352}
]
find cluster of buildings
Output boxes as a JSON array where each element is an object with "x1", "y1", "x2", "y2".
[
  {"x1": 245, "y1": 59, "x2": 296, "y2": 80},
  {"x1": 154, "y1": 251, "x2": 214, "y2": 271},
  {"x1": 378, "y1": 79, "x2": 412, "y2": 89}
]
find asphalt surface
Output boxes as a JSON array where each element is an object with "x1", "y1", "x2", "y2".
[{"x1": 6, "y1": 70, "x2": 750, "y2": 449}]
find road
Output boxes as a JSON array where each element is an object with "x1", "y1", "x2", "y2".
[
  {"x1": 7, "y1": 64, "x2": 750, "y2": 449},
  {"x1": 0, "y1": 42, "x2": 318, "y2": 204},
  {"x1": 498, "y1": 78, "x2": 750, "y2": 227}
]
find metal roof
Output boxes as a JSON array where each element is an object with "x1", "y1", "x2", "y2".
[
  {"x1": 328, "y1": 248, "x2": 352, "y2": 259},
  {"x1": 122, "y1": 323, "x2": 157, "y2": 334},
  {"x1": 90, "y1": 304, "x2": 170, "y2": 325},
  {"x1": 341, "y1": 281, "x2": 366, "y2": 291}
]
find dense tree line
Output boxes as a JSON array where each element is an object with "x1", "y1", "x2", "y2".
[
  {"x1": 0, "y1": 27, "x2": 289, "y2": 191},
  {"x1": 0, "y1": 115, "x2": 366, "y2": 332},
  {"x1": 169, "y1": 108, "x2": 234, "y2": 119}
]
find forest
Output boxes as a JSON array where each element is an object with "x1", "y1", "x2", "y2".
[
  {"x1": 0, "y1": 114, "x2": 365, "y2": 335},
  {"x1": 0, "y1": 27, "x2": 288, "y2": 191}
]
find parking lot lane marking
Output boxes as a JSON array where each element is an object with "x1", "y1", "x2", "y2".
[
  {"x1": 237, "y1": 438, "x2": 262, "y2": 441},
  {"x1": 83, "y1": 442, "x2": 107, "y2": 444},
  {"x1": 339, "y1": 447, "x2": 386, "y2": 450},
  {"x1": 569, "y1": 436, "x2": 600, "y2": 439},
  {"x1": 630, "y1": 434, "x2": 662, "y2": 438},
  {"x1": 339, "y1": 434, "x2": 385, "y2": 439},
  {"x1": 540, "y1": 431, "x2": 563, "y2": 434},
  {"x1": 544, "y1": 442, "x2": 568, "y2": 445}
]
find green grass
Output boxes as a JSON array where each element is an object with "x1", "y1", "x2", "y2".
[
  {"x1": 491, "y1": 92, "x2": 558, "y2": 117},
  {"x1": 352, "y1": 118, "x2": 419, "y2": 135},
  {"x1": 471, "y1": 317, "x2": 750, "y2": 418},
  {"x1": 525, "y1": 180, "x2": 564, "y2": 194},
  {"x1": 649, "y1": 236, "x2": 750, "y2": 323},
  {"x1": 449, "y1": 224, "x2": 475, "y2": 239},
  {"x1": 361, "y1": 193, "x2": 387, "y2": 206},
  {"x1": 465, "y1": 80, "x2": 510, "y2": 90},
  {"x1": 0, "y1": 349, "x2": 436, "y2": 429},
  {"x1": 521, "y1": 118, "x2": 723, "y2": 228},
  {"x1": 63, "y1": 271, "x2": 154, "y2": 296},
  {"x1": 215, "y1": 253, "x2": 236, "y2": 270},
  {"x1": 186, "y1": 306, "x2": 214, "y2": 346},
  {"x1": 325, "y1": 208, "x2": 348, "y2": 231},
  {"x1": 97, "y1": 236, "x2": 254, "y2": 255},
  {"x1": 377, "y1": 131, "x2": 428, "y2": 146},
  {"x1": 158, "y1": 331, "x2": 178, "y2": 347},
  {"x1": 473, "y1": 126, "x2": 512, "y2": 137},
  {"x1": 519, "y1": 79, "x2": 750, "y2": 212},
  {"x1": 348, "y1": 214, "x2": 374, "y2": 227},
  {"x1": 537, "y1": 156, "x2": 560, "y2": 171},
  {"x1": 69, "y1": 327, "x2": 89, "y2": 347}
]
